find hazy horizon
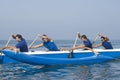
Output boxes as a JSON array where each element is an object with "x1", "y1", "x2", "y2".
[{"x1": 0, "y1": 0, "x2": 120, "y2": 40}]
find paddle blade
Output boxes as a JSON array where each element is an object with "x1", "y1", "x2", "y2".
[
  {"x1": 94, "y1": 52, "x2": 99, "y2": 56},
  {"x1": 68, "y1": 50, "x2": 74, "y2": 58}
]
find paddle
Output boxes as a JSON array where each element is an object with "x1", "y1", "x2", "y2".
[
  {"x1": 28, "y1": 35, "x2": 39, "y2": 49},
  {"x1": 92, "y1": 34, "x2": 99, "y2": 44},
  {"x1": 73, "y1": 32, "x2": 79, "y2": 47},
  {"x1": 92, "y1": 34, "x2": 100, "y2": 56},
  {"x1": 5, "y1": 34, "x2": 12, "y2": 47},
  {"x1": 68, "y1": 32, "x2": 79, "y2": 58},
  {"x1": 88, "y1": 48, "x2": 99, "y2": 56},
  {"x1": 0, "y1": 34, "x2": 12, "y2": 53}
]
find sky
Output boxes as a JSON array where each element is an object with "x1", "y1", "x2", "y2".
[{"x1": 0, "y1": 0, "x2": 120, "y2": 40}]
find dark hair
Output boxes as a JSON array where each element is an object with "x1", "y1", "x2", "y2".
[
  {"x1": 81, "y1": 35, "x2": 87, "y2": 39},
  {"x1": 42, "y1": 34, "x2": 47, "y2": 36},
  {"x1": 101, "y1": 36, "x2": 105, "y2": 40},
  {"x1": 16, "y1": 34, "x2": 23, "y2": 39}
]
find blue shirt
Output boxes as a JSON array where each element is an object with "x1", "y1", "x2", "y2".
[
  {"x1": 15, "y1": 38, "x2": 28, "y2": 52},
  {"x1": 83, "y1": 39, "x2": 92, "y2": 48},
  {"x1": 43, "y1": 40, "x2": 59, "y2": 51},
  {"x1": 102, "y1": 41, "x2": 113, "y2": 49}
]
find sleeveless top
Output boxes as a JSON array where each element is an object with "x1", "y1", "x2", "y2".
[
  {"x1": 43, "y1": 40, "x2": 59, "y2": 51},
  {"x1": 83, "y1": 39, "x2": 92, "y2": 49},
  {"x1": 102, "y1": 41, "x2": 113, "y2": 49}
]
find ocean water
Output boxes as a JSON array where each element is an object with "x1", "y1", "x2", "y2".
[{"x1": 0, "y1": 40, "x2": 120, "y2": 80}]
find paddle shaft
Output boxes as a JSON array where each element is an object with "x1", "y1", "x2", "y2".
[
  {"x1": 29, "y1": 36, "x2": 38, "y2": 48},
  {"x1": 69, "y1": 33, "x2": 79, "y2": 58},
  {"x1": 0, "y1": 34, "x2": 12, "y2": 53},
  {"x1": 73, "y1": 34, "x2": 78, "y2": 48},
  {"x1": 5, "y1": 34, "x2": 12, "y2": 47},
  {"x1": 92, "y1": 35, "x2": 99, "y2": 44}
]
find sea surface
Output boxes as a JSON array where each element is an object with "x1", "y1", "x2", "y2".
[{"x1": 0, "y1": 40, "x2": 120, "y2": 80}]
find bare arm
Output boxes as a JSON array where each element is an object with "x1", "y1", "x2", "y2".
[
  {"x1": 72, "y1": 45, "x2": 99, "y2": 55},
  {"x1": 72, "y1": 45, "x2": 93, "y2": 51},
  {"x1": 72, "y1": 45, "x2": 85, "y2": 50},
  {"x1": 29, "y1": 43, "x2": 43, "y2": 49},
  {"x1": 0, "y1": 46, "x2": 20, "y2": 52},
  {"x1": 93, "y1": 43, "x2": 102, "y2": 48},
  {"x1": 59, "y1": 45, "x2": 84, "y2": 51}
]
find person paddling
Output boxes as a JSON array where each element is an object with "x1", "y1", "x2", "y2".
[
  {"x1": 29, "y1": 34, "x2": 59, "y2": 51},
  {"x1": 72, "y1": 32, "x2": 93, "y2": 50},
  {"x1": 93, "y1": 34, "x2": 113, "y2": 49},
  {"x1": 61, "y1": 32, "x2": 94, "y2": 50},
  {"x1": 68, "y1": 32, "x2": 98, "y2": 56},
  {"x1": 0, "y1": 34, "x2": 28, "y2": 52}
]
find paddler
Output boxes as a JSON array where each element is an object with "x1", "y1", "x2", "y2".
[
  {"x1": 29, "y1": 34, "x2": 59, "y2": 51},
  {"x1": 93, "y1": 34, "x2": 113, "y2": 49},
  {"x1": 0, "y1": 34, "x2": 28, "y2": 52}
]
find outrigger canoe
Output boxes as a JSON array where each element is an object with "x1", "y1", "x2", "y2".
[{"x1": 1, "y1": 49, "x2": 120, "y2": 65}]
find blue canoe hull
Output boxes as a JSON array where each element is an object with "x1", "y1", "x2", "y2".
[
  {"x1": 2, "y1": 49, "x2": 120, "y2": 65},
  {"x1": 0, "y1": 54, "x2": 18, "y2": 64}
]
